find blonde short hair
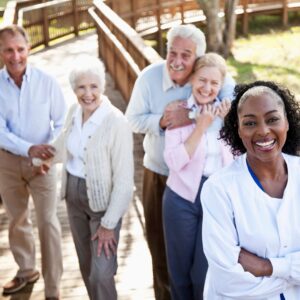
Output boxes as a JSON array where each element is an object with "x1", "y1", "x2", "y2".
[{"x1": 193, "y1": 52, "x2": 227, "y2": 82}]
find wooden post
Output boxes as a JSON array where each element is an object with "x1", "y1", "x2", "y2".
[
  {"x1": 72, "y1": 0, "x2": 79, "y2": 36},
  {"x1": 130, "y1": 0, "x2": 137, "y2": 29},
  {"x1": 42, "y1": 6, "x2": 49, "y2": 47},
  {"x1": 180, "y1": 0, "x2": 185, "y2": 24},
  {"x1": 282, "y1": 0, "x2": 288, "y2": 27},
  {"x1": 156, "y1": 0, "x2": 163, "y2": 56},
  {"x1": 242, "y1": 0, "x2": 249, "y2": 35}
]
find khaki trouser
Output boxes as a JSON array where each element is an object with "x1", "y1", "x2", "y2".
[
  {"x1": 0, "y1": 149, "x2": 63, "y2": 297},
  {"x1": 143, "y1": 168, "x2": 171, "y2": 300}
]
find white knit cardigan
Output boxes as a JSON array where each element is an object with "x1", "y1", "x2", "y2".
[{"x1": 53, "y1": 100, "x2": 134, "y2": 229}]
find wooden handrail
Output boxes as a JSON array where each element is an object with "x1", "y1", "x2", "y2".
[
  {"x1": 90, "y1": 0, "x2": 161, "y2": 103},
  {"x1": 18, "y1": 0, "x2": 70, "y2": 23},
  {"x1": 2, "y1": 0, "x2": 94, "y2": 50},
  {"x1": 93, "y1": 0, "x2": 161, "y2": 68}
]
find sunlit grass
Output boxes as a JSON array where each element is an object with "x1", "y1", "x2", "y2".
[{"x1": 228, "y1": 26, "x2": 300, "y2": 98}]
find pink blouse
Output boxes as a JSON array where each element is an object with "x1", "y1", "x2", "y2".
[{"x1": 164, "y1": 122, "x2": 233, "y2": 202}]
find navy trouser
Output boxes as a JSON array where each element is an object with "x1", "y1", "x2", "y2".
[{"x1": 162, "y1": 176, "x2": 208, "y2": 300}]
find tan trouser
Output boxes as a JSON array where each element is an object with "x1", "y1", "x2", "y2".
[{"x1": 0, "y1": 149, "x2": 63, "y2": 297}]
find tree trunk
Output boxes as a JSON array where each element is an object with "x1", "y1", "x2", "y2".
[
  {"x1": 196, "y1": 0, "x2": 237, "y2": 58},
  {"x1": 198, "y1": 0, "x2": 223, "y2": 53},
  {"x1": 223, "y1": 0, "x2": 238, "y2": 57}
]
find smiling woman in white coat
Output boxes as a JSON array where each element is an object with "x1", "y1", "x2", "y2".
[{"x1": 201, "y1": 81, "x2": 300, "y2": 300}]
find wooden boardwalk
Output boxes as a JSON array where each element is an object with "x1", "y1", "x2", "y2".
[{"x1": 0, "y1": 32, "x2": 154, "y2": 300}]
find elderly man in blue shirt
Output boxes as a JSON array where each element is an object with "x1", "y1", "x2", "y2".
[
  {"x1": 125, "y1": 24, "x2": 235, "y2": 300},
  {"x1": 0, "y1": 25, "x2": 66, "y2": 300}
]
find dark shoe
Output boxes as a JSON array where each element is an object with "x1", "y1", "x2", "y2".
[
  {"x1": 45, "y1": 298, "x2": 59, "y2": 300},
  {"x1": 3, "y1": 270, "x2": 40, "y2": 294}
]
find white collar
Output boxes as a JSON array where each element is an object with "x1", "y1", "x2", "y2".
[
  {"x1": 72, "y1": 95, "x2": 112, "y2": 126},
  {"x1": 3, "y1": 64, "x2": 31, "y2": 84}
]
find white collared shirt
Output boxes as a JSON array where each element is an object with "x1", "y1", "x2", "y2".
[
  {"x1": 66, "y1": 96, "x2": 111, "y2": 178},
  {"x1": 0, "y1": 65, "x2": 66, "y2": 156},
  {"x1": 187, "y1": 95, "x2": 223, "y2": 177}
]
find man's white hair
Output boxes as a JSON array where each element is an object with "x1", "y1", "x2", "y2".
[
  {"x1": 69, "y1": 55, "x2": 106, "y2": 94},
  {"x1": 166, "y1": 24, "x2": 206, "y2": 58}
]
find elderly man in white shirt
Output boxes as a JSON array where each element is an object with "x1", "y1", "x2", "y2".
[{"x1": 0, "y1": 25, "x2": 65, "y2": 300}]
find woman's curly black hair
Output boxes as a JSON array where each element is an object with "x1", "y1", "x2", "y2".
[{"x1": 220, "y1": 80, "x2": 300, "y2": 156}]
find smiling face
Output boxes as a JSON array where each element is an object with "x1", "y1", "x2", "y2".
[
  {"x1": 191, "y1": 66, "x2": 222, "y2": 105},
  {"x1": 166, "y1": 36, "x2": 197, "y2": 86},
  {"x1": 0, "y1": 32, "x2": 29, "y2": 84},
  {"x1": 74, "y1": 72, "x2": 102, "y2": 118},
  {"x1": 238, "y1": 93, "x2": 289, "y2": 164}
]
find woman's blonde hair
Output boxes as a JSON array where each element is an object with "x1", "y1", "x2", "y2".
[{"x1": 193, "y1": 52, "x2": 227, "y2": 82}]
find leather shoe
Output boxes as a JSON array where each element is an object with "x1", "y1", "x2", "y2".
[
  {"x1": 45, "y1": 298, "x2": 59, "y2": 300},
  {"x1": 3, "y1": 270, "x2": 40, "y2": 294}
]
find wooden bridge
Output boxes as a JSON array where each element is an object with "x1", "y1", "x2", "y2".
[{"x1": 0, "y1": 0, "x2": 300, "y2": 298}]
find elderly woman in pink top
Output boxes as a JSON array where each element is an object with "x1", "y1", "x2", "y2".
[{"x1": 162, "y1": 53, "x2": 233, "y2": 300}]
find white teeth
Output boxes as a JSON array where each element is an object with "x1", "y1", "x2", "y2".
[
  {"x1": 170, "y1": 64, "x2": 184, "y2": 71},
  {"x1": 82, "y1": 99, "x2": 93, "y2": 103},
  {"x1": 256, "y1": 140, "x2": 274, "y2": 147}
]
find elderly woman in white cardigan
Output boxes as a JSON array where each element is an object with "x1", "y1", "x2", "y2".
[{"x1": 38, "y1": 56, "x2": 134, "y2": 300}]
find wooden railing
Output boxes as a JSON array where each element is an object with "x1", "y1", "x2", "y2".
[
  {"x1": 105, "y1": 0, "x2": 300, "y2": 37},
  {"x1": 2, "y1": 0, "x2": 42, "y2": 25},
  {"x1": 89, "y1": 0, "x2": 161, "y2": 103},
  {"x1": 2, "y1": 0, "x2": 94, "y2": 49}
]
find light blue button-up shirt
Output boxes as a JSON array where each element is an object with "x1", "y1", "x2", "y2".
[{"x1": 0, "y1": 65, "x2": 66, "y2": 157}]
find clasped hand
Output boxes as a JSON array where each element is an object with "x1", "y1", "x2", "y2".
[
  {"x1": 28, "y1": 144, "x2": 56, "y2": 175},
  {"x1": 160, "y1": 99, "x2": 231, "y2": 130}
]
